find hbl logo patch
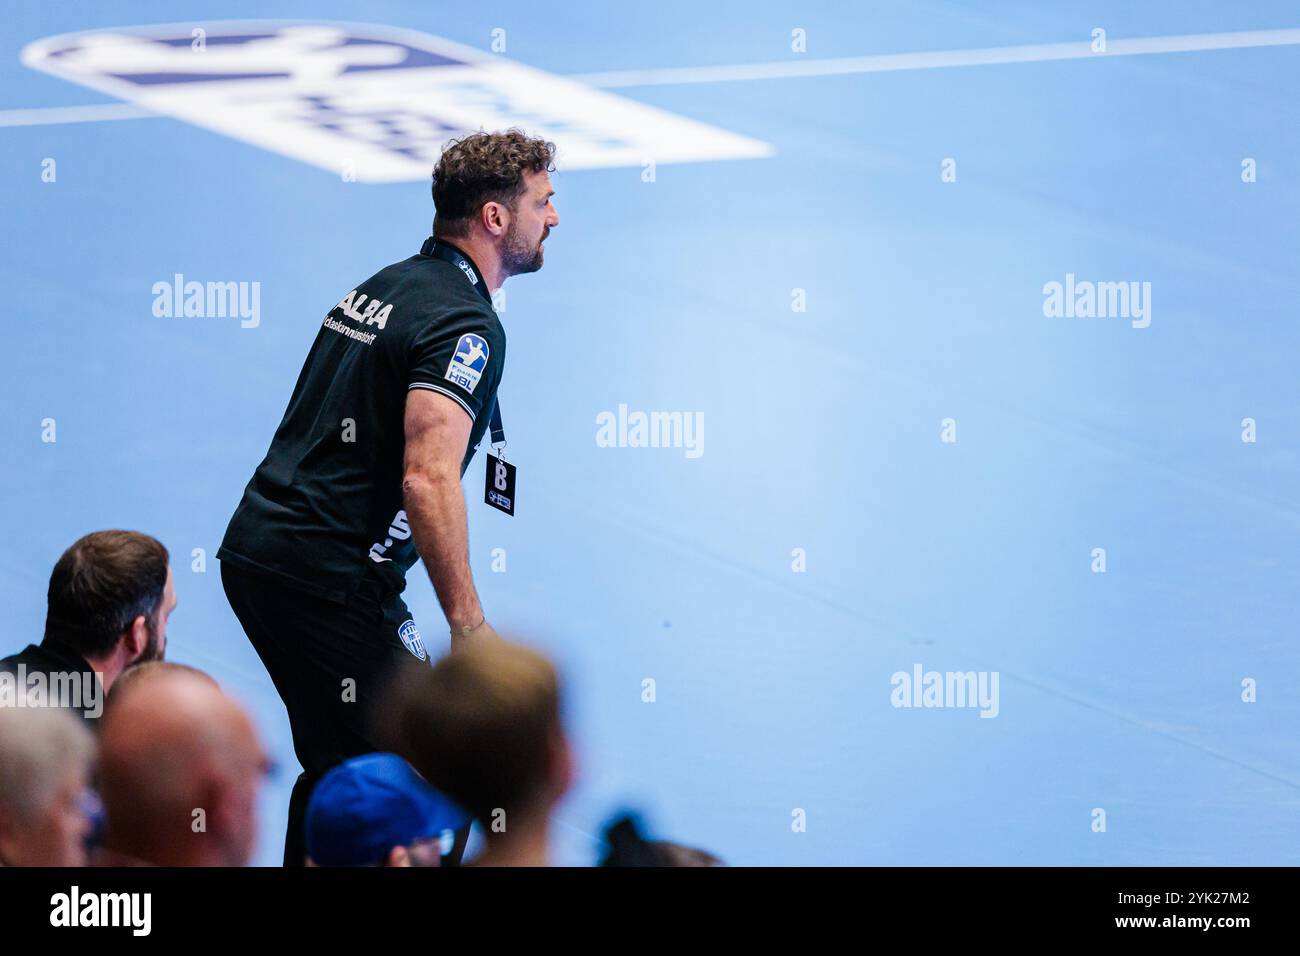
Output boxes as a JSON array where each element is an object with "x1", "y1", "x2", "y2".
[
  {"x1": 446, "y1": 333, "x2": 488, "y2": 394},
  {"x1": 397, "y1": 619, "x2": 426, "y2": 661}
]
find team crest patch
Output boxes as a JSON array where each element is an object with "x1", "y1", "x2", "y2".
[
  {"x1": 20, "y1": 22, "x2": 771, "y2": 181},
  {"x1": 397, "y1": 619, "x2": 426, "y2": 661},
  {"x1": 445, "y1": 333, "x2": 489, "y2": 393}
]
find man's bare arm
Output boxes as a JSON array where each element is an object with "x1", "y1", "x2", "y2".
[{"x1": 402, "y1": 388, "x2": 494, "y2": 646}]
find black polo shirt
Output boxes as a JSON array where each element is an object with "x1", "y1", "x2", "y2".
[{"x1": 218, "y1": 238, "x2": 506, "y2": 604}]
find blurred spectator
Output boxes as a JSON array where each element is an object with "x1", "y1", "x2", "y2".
[
  {"x1": 305, "y1": 752, "x2": 470, "y2": 867},
  {"x1": 386, "y1": 640, "x2": 572, "y2": 867},
  {"x1": 598, "y1": 813, "x2": 723, "y2": 867},
  {"x1": 0, "y1": 702, "x2": 96, "y2": 866},
  {"x1": 104, "y1": 660, "x2": 218, "y2": 717},
  {"x1": 96, "y1": 669, "x2": 267, "y2": 866},
  {"x1": 1, "y1": 530, "x2": 176, "y2": 722}
]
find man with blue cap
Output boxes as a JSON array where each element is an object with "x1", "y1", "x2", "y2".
[{"x1": 304, "y1": 752, "x2": 469, "y2": 867}]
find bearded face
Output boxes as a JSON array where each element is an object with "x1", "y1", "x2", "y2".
[{"x1": 500, "y1": 215, "x2": 548, "y2": 276}]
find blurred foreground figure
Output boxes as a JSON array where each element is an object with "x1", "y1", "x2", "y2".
[
  {"x1": 305, "y1": 752, "x2": 470, "y2": 867},
  {"x1": 104, "y1": 660, "x2": 219, "y2": 717},
  {"x1": 387, "y1": 639, "x2": 572, "y2": 866},
  {"x1": 598, "y1": 813, "x2": 723, "y2": 867},
  {"x1": 97, "y1": 670, "x2": 268, "y2": 866},
  {"x1": 0, "y1": 703, "x2": 95, "y2": 866}
]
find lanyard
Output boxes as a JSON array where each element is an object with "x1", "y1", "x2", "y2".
[
  {"x1": 488, "y1": 399, "x2": 504, "y2": 446},
  {"x1": 423, "y1": 237, "x2": 506, "y2": 450}
]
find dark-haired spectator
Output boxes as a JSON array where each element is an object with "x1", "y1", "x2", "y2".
[
  {"x1": 305, "y1": 753, "x2": 469, "y2": 867},
  {"x1": 96, "y1": 669, "x2": 267, "y2": 866},
  {"x1": 386, "y1": 639, "x2": 572, "y2": 866},
  {"x1": 0, "y1": 702, "x2": 96, "y2": 866},
  {"x1": 2, "y1": 530, "x2": 176, "y2": 721}
]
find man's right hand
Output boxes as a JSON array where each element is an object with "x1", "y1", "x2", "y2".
[{"x1": 451, "y1": 617, "x2": 501, "y2": 652}]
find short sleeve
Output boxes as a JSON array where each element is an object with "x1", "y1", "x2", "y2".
[{"x1": 407, "y1": 309, "x2": 505, "y2": 422}]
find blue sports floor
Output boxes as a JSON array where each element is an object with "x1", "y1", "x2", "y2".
[{"x1": 2, "y1": 1, "x2": 1298, "y2": 865}]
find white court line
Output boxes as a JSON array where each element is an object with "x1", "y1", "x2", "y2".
[
  {"x1": 0, "y1": 102, "x2": 154, "y2": 126},
  {"x1": 1, "y1": 26, "x2": 1297, "y2": 126},
  {"x1": 572, "y1": 27, "x2": 1300, "y2": 87}
]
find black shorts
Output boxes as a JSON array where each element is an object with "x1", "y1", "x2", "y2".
[
  {"x1": 220, "y1": 560, "x2": 434, "y2": 864},
  {"x1": 221, "y1": 560, "x2": 429, "y2": 772}
]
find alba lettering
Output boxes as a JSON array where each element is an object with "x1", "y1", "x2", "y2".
[{"x1": 335, "y1": 290, "x2": 393, "y2": 330}]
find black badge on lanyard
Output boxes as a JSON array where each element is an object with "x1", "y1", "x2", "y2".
[
  {"x1": 483, "y1": 399, "x2": 515, "y2": 516},
  {"x1": 485, "y1": 450, "x2": 516, "y2": 516}
]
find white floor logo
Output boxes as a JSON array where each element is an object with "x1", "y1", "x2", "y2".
[
  {"x1": 50, "y1": 887, "x2": 151, "y2": 936},
  {"x1": 22, "y1": 22, "x2": 771, "y2": 181},
  {"x1": 890, "y1": 664, "x2": 999, "y2": 718}
]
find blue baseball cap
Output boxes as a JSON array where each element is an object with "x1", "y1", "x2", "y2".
[{"x1": 305, "y1": 753, "x2": 469, "y2": 866}]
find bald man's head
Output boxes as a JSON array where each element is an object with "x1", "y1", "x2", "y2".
[
  {"x1": 104, "y1": 660, "x2": 219, "y2": 720},
  {"x1": 99, "y1": 670, "x2": 266, "y2": 866}
]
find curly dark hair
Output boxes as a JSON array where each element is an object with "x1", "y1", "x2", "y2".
[{"x1": 431, "y1": 129, "x2": 556, "y2": 239}]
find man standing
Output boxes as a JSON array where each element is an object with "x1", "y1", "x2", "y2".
[{"x1": 218, "y1": 129, "x2": 559, "y2": 865}]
